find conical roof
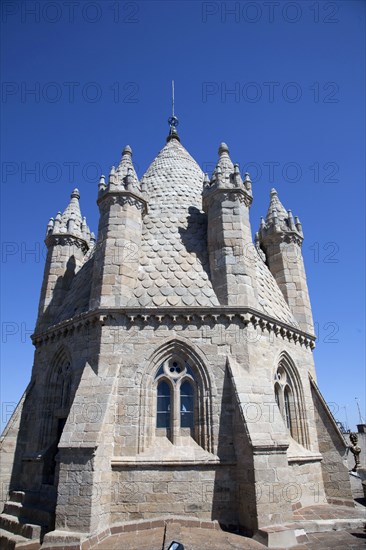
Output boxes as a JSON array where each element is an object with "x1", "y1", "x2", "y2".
[
  {"x1": 48, "y1": 189, "x2": 93, "y2": 245},
  {"x1": 115, "y1": 145, "x2": 140, "y2": 189},
  {"x1": 140, "y1": 137, "x2": 204, "y2": 212},
  {"x1": 265, "y1": 188, "x2": 288, "y2": 226},
  {"x1": 128, "y1": 137, "x2": 219, "y2": 307},
  {"x1": 61, "y1": 189, "x2": 83, "y2": 231},
  {"x1": 212, "y1": 143, "x2": 234, "y2": 183}
]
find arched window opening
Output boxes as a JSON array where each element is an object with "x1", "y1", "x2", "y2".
[
  {"x1": 274, "y1": 357, "x2": 309, "y2": 448},
  {"x1": 41, "y1": 352, "x2": 73, "y2": 485},
  {"x1": 140, "y1": 343, "x2": 214, "y2": 454},
  {"x1": 153, "y1": 356, "x2": 199, "y2": 444},
  {"x1": 157, "y1": 381, "x2": 171, "y2": 428},
  {"x1": 180, "y1": 380, "x2": 194, "y2": 429}
]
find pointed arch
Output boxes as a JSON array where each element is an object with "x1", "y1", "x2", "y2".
[
  {"x1": 40, "y1": 346, "x2": 73, "y2": 449},
  {"x1": 138, "y1": 338, "x2": 215, "y2": 453},
  {"x1": 47, "y1": 347, "x2": 72, "y2": 406},
  {"x1": 273, "y1": 351, "x2": 309, "y2": 448},
  {"x1": 147, "y1": 337, "x2": 215, "y2": 395},
  {"x1": 38, "y1": 346, "x2": 75, "y2": 485}
]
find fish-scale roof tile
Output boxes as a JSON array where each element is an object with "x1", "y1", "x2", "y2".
[
  {"x1": 127, "y1": 138, "x2": 220, "y2": 308},
  {"x1": 255, "y1": 253, "x2": 299, "y2": 327}
]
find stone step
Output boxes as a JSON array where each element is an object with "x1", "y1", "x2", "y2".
[
  {"x1": 3, "y1": 502, "x2": 23, "y2": 517},
  {"x1": 8, "y1": 492, "x2": 26, "y2": 504},
  {"x1": 4, "y1": 489, "x2": 55, "y2": 540},
  {"x1": 21, "y1": 508, "x2": 51, "y2": 528},
  {"x1": 0, "y1": 528, "x2": 40, "y2": 550},
  {"x1": 291, "y1": 517, "x2": 366, "y2": 533},
  {"x1": 4, "y1": 492, "x2": 55, "y2": 524},
  {"x1": 0, "y1": 514, "x2": 41, "y2": 540},
  {"x1": 0, "y1": 528, "x2": 28, "y2": 550},
  {"x1": 9, "y1": 492, "x2": 39, "y2": 507}
]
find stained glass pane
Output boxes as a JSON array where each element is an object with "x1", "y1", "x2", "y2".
[
  {"x1": 284, "y1": 387, "x2": 292, "y2": 432},
  {"x1": 157, "y1": 381, "x2": 171, "y2": 428},
  {"x1": 180, "y1": 380, "x2": 194, "y2": 428}
]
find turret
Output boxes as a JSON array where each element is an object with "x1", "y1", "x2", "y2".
[
  {"x1": 37, "y1": 189, "x2": 93, "y2": 330},
  {"x1": 202, "y1": 143, "x2": 256, "y2": 307},
  {"x1": 258, "y1": 188, "x2": 314, "y2": 334},
  {"x1": 90, "y1": 145, "x2": 147, "y2": 308}
]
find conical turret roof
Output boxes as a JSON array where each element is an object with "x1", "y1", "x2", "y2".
[
  {"x1": 47, "y1": 189, "x2": 93, "y2": 246},
  {"x1": 212, "y1": 143, "x2": 234, "y2": 183},
  {"x1": 115, "y1": 145, "x2": 140, "y2": 189},
  {"x1": 265, "y1": 188, "x2": 288, "y2": 226},
  {"x1": 60, "y1": 189, "x2": 83, "y2": 232}
]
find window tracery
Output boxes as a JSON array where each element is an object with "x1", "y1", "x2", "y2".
[
  {"x1": 154, "y1": 357, "x2": 197, "y2": 442},
  {"x1": 274, "y1": 357, "x2": 309, "y2": 447}
]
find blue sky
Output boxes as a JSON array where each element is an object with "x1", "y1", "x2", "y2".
[{"x1": 1, "y1": 0, "x2": 365, "y2": 432}]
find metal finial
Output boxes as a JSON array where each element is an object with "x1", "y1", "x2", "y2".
[{"x1": 168, "y1": 80, "x2": 179, "y2": 130}]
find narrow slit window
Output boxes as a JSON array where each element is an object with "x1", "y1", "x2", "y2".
[
  {"x1": 157, "y1": 381, "x2": 171, "y2": 428},
  {"x1": 284, "y1": 387, "x2": 292, "y2": 433},
  {"x1": 274, "y1": 384, "x2": 280, "y2": 409}
]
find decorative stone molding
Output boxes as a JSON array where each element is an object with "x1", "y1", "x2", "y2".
[
  {"x1": 31, "y1": 307, "x2": 316, "y2": 349},
  {"x1": 260, "y1": 230, "x2": 303, "y2": 248},
  {"x1": 111, "y1": 457, "x2": 233, "y2": 467},
  {"x1": 252, "y1": 445, "x2": 289, "y2": 455},
  {"x1": 45, "y1": 233, "x2": 90, "y2": 253},
  {"x1": 282, "y1": 231, "x2": 304, "y2": 247},
  {"x1": 287, "y1": 453, "x2": 323, "y2": 464},
  {"x1": 203, "y1": 186, "x2": 252, "y2": 211},
  {"x1": 97, "y1": 190, "x2": 148, "y2": 216}
]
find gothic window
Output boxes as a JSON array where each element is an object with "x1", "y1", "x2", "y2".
[
  {"x1": 154, "y1": 357, "x2": 197, "y2": 441},
  {"x1": 274, "y1": 357, "x2": 309, "y2": 447},
  {"x1": 41, "y1": 351, "x2": 73, "y2": 449},
  {"x1": 41, "y1": 350, "x2": 73, "y2": 484},
  {"x1": 140, "y1": 341, "x2": 214, "y2": 454}
]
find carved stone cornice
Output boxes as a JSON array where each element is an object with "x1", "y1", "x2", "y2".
[
  {"x1": 282, "y1": 232, "x2": 303, "y2": 246},
  {"x1": 203, "y1": 186, "x2": 252, "y2": 211},
  {"x1": 260, "y1": 229, "x2": 303, "y2": 248},
  {"x1": 97, "y1": 190, "x2": 148, "y2": 216},
  {"x1": 31, "y1": 306, "x2": 316, "y2": 349},
  {"x1": 45, "y1": 234, "x2": 89, "y2": 253}
]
